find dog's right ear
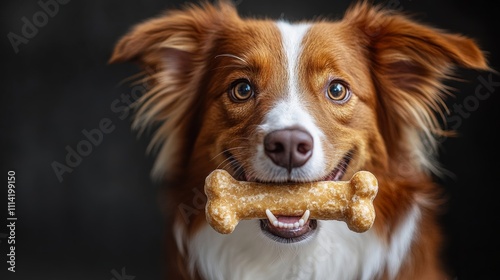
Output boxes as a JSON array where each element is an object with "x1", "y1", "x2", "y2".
[{"x1": 108, "y1": 1, "x2": 239, "y2": 180}]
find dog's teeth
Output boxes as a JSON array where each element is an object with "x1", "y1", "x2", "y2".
[
  {"x1": 266, "y1": 209, "x2": 278, "y2": 225},
  {"x1": 300, "y1": 210, "x2": 310, "y2": 223},
  {"x1": 267, "y1": 209, "x2": 309, "y2": 229}
]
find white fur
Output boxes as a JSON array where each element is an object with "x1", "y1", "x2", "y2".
[
  {"x1": 386, "y1": 205, "x2": 420, "y2": 279},
  {"x1": 183, "y1": 204, "x2": 419, "y2": 280},
  {"x1": 251, "y1": 22, "x2": 326, "y2": 182}
]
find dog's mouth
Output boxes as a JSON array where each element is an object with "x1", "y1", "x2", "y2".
[
  {"x1": 223, "y1": 151, "x2": 352, "y2": 243},
  {"x1": 260, "y1": 209, "x2": 318, "y2": 243}
]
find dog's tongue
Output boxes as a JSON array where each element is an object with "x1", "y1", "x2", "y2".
[{"x1": 277, "y1": 216, "x2": 301, "y2": 224}]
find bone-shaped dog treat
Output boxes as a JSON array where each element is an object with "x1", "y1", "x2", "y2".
[{"x1": 204, "y1": 169, "x2": 378, "y2": 234}]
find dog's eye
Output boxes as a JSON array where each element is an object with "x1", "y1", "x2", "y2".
[
  {"x1": 230, "y1": 80, "x2": 254, "y2": 102},
  {"x1": 326, "y1": 81, "x2": 350, "y2": 103}
]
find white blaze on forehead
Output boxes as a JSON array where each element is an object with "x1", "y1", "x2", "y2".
[
  {"x1": 276, "y1": 21, "x2": 311, "y2": 103},
  {"x1": 263, "y1": 21, "x2": 312, "y2": 130},
  {"x1": 252, "y1": 21, "x2": 326, "y2": 181}
]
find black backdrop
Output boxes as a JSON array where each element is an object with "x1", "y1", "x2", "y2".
[{"x1": 1, "y1": 0, "x2": 499, "y2": 279}]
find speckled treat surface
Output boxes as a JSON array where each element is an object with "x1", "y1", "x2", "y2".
[{"x1": 204, "y1": 169, "x2": 378, "y2": 234}]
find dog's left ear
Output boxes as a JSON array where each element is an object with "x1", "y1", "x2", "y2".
[{"x1": 344, "y1": 2, "x2": 490, "y2": 172}]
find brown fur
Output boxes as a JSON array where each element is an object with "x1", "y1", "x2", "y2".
[{"x1": 110, "y1": 1, "x2": 489, "y2": 279}]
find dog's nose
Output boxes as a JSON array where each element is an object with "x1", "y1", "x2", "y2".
[{"x1": 264, "y1": 128, "x2": 313, "y2": 171}]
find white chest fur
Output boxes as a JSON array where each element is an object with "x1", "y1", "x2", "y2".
[{"x1": 179, "y1": 205, "x2": 419, "y2": 280}]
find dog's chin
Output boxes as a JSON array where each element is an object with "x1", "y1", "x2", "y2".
[{"x1": 226, "y1": 151, "x2": 352, "y2": 244}]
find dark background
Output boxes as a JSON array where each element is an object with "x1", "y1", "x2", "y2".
[{"x1": 1, "y1": 0, "x2": 499, "y2": 279}]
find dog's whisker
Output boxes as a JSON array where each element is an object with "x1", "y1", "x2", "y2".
[
  {"x1": 212, "y1": 54, "x2": 250, "y2": 72},
  {"x1": 233, "y1": 164, "x2": 246, "y2": 180},
  {"x1": 216, "y1": 156, "x2": 240, "y2": 170},
  {"x1": 214, "y1": 53, "x2": 248, "y2": 64},
  {"x1": 210, "y1": 147, "x2": 245, "y2": 162},
  {"x1": 218, "y1": 156, "x2": 243, "y2": 172}
]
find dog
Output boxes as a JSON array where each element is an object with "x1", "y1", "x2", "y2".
[{"x1": 110, "y1": 1, "x2": 489, "y2": 279}]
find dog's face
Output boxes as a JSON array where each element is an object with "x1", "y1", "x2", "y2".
[
  {"x1": 199, "y1": 20, "x2": 376, "y2": 184},
  {"x1": 194, "y1": 20, "x2": 383, "y2": 240},
  {"x1": 110, "y1": 1, "x2": 488, "y2": 278},
  {"x1": 110, "y1": 2, "x2": 485, "y2": 182}
]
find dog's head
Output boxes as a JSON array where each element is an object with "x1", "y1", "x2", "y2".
[{"x1": 110, "y1": 0, "x2": 487, "y2": 245}]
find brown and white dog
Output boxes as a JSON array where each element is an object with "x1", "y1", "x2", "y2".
[{"x1": 110, "y1": 1, "x2": 489, "y2": 279}]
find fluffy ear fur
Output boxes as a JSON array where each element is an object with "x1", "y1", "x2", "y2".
[
  {"x1": 109, "y1": 1, "x2": 237, "y2": 67},
  {"x1": 109, "y1": 2, "x2": 238, "y2": 180},
  {"x1": 344, "y1": 2, "x2": 489, "y2": 176}
]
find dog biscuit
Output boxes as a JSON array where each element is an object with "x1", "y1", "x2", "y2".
[{"x1": 204, "y1": 169, "x2": 378, "y2": 234}]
